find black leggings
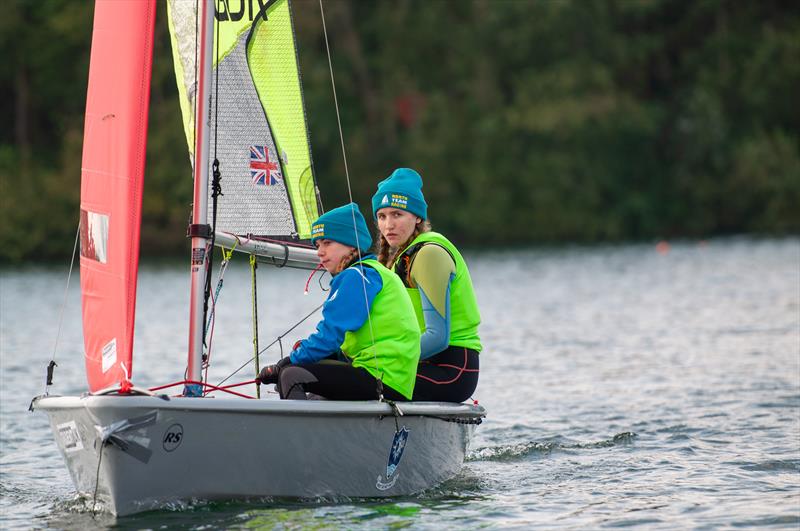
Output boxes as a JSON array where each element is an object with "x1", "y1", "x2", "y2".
[
  {"x1": 277, "y1": 360, "x2": 408, "y2": 401},
  {"x1": 413, "y1": 346, "x2": 479, "y2": 402}
]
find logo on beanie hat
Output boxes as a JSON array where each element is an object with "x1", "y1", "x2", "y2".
[
  {"x1": 311, "y1": 223, "x2": 325, "y2": 239},
  {"x1": 381, "y1": 195, "x2": 389, "y2": 205},
  {"x1": 390, "y1": 194, "x2": 408, "y2": 209}
]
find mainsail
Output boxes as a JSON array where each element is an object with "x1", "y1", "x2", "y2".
[
  {"x1": 168, "y1": 0, "x2": 320, "y2": 240},
  {"x1": 79, "y1": 0, "x2": 157, "y2": 391}
]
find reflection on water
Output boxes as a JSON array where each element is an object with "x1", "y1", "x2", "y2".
[{"x1": 1, "y1": 237, "x2": 798, "y2": 529}]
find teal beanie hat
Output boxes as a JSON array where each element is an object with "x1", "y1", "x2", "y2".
[
  {"x1": 310, "y1": 203, "x2": 373, "y2": 253},
  {"x1": 371, "y1": 168, "x2": 428, "y2": 220}
]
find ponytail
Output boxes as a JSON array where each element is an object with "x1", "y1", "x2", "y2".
[{"x1": 334, "y1": 248, "x2": 360, "y2": 275}]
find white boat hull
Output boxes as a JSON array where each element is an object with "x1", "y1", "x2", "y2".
[{"x1": 33, "y1": 395, "x2": 484, "y2": 516}]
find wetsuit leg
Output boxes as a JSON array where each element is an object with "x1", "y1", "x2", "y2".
[
  {"x1": 280, "y1": 361, "x2": 408, "y2": 401},
  {"x1": 277, "y1": 366, "x2": 319, "y2": 399},
  {"x1": 413, "y1": 346, "x2": 479, "y2": 402}
]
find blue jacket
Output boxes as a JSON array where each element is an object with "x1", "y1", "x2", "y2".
[{"x1": 290, "y1": 255, "x2": 383, "y2": 364}]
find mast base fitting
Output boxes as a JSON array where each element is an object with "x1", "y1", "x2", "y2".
[
  {"x1": 183, "y1": 383, "x2": 204, "y2": 397},
  {"x1": 187, "y1": 224, "x2": 212, "y2": 239}
]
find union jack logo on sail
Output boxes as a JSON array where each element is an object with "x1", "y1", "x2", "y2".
[{"x1": 249, "y1": 145, "x2": 282, "y2": 186}]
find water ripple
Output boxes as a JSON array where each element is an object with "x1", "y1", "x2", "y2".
[
  {"x1": 737, "y1": 459, "x2": 800, "y2": 473},
  {"x1": 468, "y1": 432, "x2": 638, "y2": 461}
]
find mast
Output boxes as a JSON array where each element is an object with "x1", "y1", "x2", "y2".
[{"x1": 185, "y1": 0, "x2": 215, "y2": 397}]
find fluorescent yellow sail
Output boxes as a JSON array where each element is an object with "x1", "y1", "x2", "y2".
[
  {"x1": 248, "y1": 2, "x2": 318, "y2": 234},
  {"x1": 167, "y1": 0, "x2": 320, "y2": 240}
]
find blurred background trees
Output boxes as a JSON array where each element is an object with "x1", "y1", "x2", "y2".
[{"x1": 2, "y1": 0, "x2": 798, "y2": 263}]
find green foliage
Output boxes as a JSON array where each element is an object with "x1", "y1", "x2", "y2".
[
  {"x1": 2, "y1": 0, "x2": 798, "y2": 263},
  {"x1": 139, "y1": 10, "x2": 194, "y2": 255},
  {"x1": 1, "y1": 0, "x2": 91, "y2": 262}
]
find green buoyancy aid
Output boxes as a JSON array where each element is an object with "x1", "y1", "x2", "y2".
[
  {"x1": 340, "y1": 259, "x2": 420, "y2": 399},
  {"x1": 393, "y1": 232, "x2": 482, "y2": 352}
]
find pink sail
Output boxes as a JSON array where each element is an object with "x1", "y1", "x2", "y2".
[{"x1": 79, "y1": 0, "x2": 156, "y2": 392}]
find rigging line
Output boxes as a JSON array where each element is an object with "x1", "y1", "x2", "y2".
[
  {"x1": 318, "y1": 0, "x2": 354, "y2": 203},
  {"x1": 203, "y1": 263, "x2": 222, "y2": 345},
  {"x1": 215, "y1": 302, "x2": 324, "y2": 387},
  {"x1": 204, "y1": 0, "x2": 223, "y2": 346},
  {"x1": 318, "y1": 0, "x2": 382, "y2": 392},
  {"x1": 44, "y1": 221, "x2": 80, "y2": 395},
  {"x1": 250, "y1": 254, "x2": 261, "y2": 399},
  {"x1": 91, "y1": 442, "x2": 104, "y2": 515},
  {"x1": 201, "y1": 288, "x2": 219, "y2": 392},
  {"x1": 203, "y1": 243, "x2": 236, "y2": 347}
]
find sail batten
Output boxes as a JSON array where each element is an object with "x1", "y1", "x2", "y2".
[{"x1": 79, "y1": 0, "x2": 157, "y2": 392}]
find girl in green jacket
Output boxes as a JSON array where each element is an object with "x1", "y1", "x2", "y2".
[
  {"x1": 372, "y1": 168, "x2": 482, "y2": 403},
  {"x1": 257, "y1": 203, "x2": 420, "y2": 401}
]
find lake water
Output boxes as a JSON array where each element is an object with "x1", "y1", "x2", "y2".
[{"x1": 1, "y1": 238, "x2": 798, "y2": 529}]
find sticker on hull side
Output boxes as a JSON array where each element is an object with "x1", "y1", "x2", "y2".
[
  {"x1": 376, "y1": 426, "x2": 409, "y2": 491},
  {"x1": 57, "y1": 420, "x2": 83, "y2": 453}
]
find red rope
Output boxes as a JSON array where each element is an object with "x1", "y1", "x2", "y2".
[
  {"x1": 217, "y1": 379, "x2": 259, "y2": 390},
  {"x1": 148, "y1": 379, "x2": 258, "y2": 399},
  {"x1": 304, "y1": 263, "x2": 324, "y2": 294}
]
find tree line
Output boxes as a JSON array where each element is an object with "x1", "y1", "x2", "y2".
[{"x1": 1, "y1": 0, "x2": 798, "y2": 263}]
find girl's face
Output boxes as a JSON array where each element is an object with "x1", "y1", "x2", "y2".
[
  {"x1": 316, "y1": 239, "x2": 354, "y2": 274},
  {"x1": 376, "y1": 208, "x2": 421, "y2": 247}
]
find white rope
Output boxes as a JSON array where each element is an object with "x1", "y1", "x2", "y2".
[
  {"x1": 203, "y1": 246, "x2": 234, "y2": 343},
  {"x1": 45, "y1": 221, "x2": 80, "y2": 395},
  {"x1": 318, "y1": 0, "x2": 382, "y2": 390}
]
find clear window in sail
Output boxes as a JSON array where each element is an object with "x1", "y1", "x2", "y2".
[{"x1": 80, "y1": 209, "x2": 109, "y2": 264}]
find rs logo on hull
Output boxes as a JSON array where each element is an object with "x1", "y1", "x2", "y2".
[{"x1": 162, "y1": 424, "x2": 184, "y2": 452}]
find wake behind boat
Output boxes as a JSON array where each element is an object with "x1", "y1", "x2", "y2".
[{"x1": 32, "y1": 0, "x2": 484, "y2": 516}]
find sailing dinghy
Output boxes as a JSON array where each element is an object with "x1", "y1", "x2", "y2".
[{"x1": 32, "y1": 0, "x2": 485, "y2": 516}]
